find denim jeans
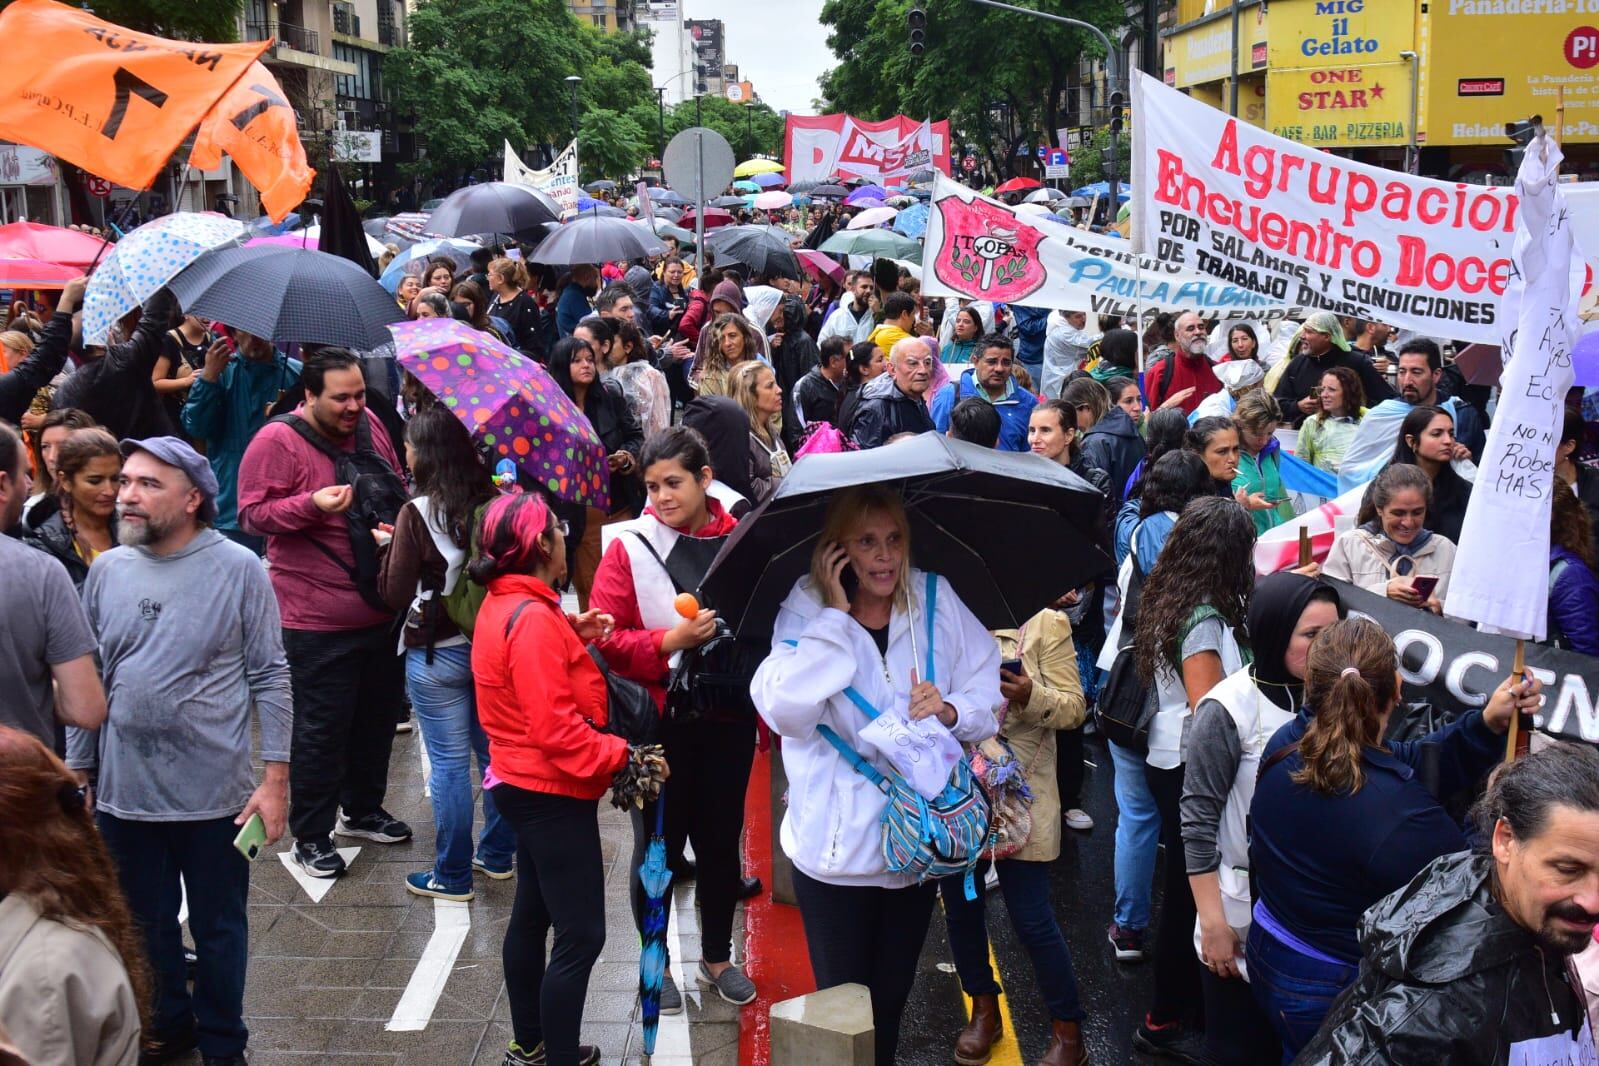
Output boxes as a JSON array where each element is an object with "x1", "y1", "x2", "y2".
[
  {"x1": 408, "y1": 644, "x2": 515, "y2": 888},
  {"x1": 98, "y1": 813, "x2": 250, "y2": 1056},
  {"x1": 1246, "y1": 921, "x2": 1359, "y2": 1063},
  {"x1": 940, "y1": 858, "x2": 1086, "y2": 1023},
  {"x1": 1108, "y1": 738, "x2": 1159, "y2": 930}
]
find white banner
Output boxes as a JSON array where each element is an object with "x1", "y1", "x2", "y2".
[
  {"x1": 1445, "y1": 133, "x2": 1581, "y2": 640},
  {"x1": 503, "y1": 139, "x2": 579, "y2": 214},
  {"x1": 1131, "y1": 71, "x2": 1588, "y2": 345},
  {"x1": 923, "y1": 172, "x2": 1301, "y2": 322}
]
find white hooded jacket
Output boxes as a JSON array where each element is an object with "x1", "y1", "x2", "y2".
[{"x1": 752, "y1": 569, "x2": 1001, "y2": 887}]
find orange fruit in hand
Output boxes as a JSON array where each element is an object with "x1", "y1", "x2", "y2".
[{"x1": 673, "y1": 592, "x2": 700, "y2": 619}]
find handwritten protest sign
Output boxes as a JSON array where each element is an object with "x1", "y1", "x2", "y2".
[
  {"x1": 859, "y1": 710, "x2": 963, "y2": 801},
  {"x1": 504, "y1": 139, "x2": 579, "y2": 214},
  {"x1": 0, "y1": 0, "x2": 267, "y2": 190},
  {"x1": 1445, "y1": 130, "x2": 1582, "y2": 640},
  {"x1": 190, "y1": 62, "x2": 313, "y2": 223},
  {"x1": 923, "y1": 172, "x2": 1302, "y2": 321},
  {"x1": 1131, "y1": 71, "x2": 1590, "y2": 345}
]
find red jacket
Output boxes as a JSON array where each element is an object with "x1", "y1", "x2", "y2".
[
  {"x1": 676, "y1": 289, "x2": 712, "y2": 346},
  {"x1": 473, "y1": 574, "x2": 628, "y2": 799},
  {"x1": 589, "y1": 502, "x2": 739, "y2": 711}
]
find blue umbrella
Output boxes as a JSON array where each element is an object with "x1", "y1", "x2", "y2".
[
  {"x1": 250, "y1": 211, "x2": 302, "y2": 236},
  {"x1": 638, "y1": 797, "x2": 673, "y2": 1056},
  {"x1": 733, "y1": 179, "x2": 761, "y2": 193},
  {"x1": 377, "y1": 238, "x2": 482, "y2": 294},
  {"x1": 893, "y1": 202, "x2": 930, "y2": 239},
  {"x1": 1070, "y1": 181, "x2": 1133, "y2": 203},
  {"x1": 751, "y1": 172, "x2": 786, "y2": 188}
]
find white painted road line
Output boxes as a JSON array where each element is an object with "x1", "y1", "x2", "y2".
[
  {"x1": 276, "y1": 847, "x2": 362, "y2": 903},
  {"x1": 386, "y1": 898, "x2": 472, "y2": 1031}
]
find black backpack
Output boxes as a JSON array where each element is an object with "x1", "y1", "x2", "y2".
[{"x1": 272, "y1": 412, "x2": 410, "y2": 613}]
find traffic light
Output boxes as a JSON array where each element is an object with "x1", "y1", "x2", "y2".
[
  {"x1": 908, "y1": 5, "x2": 927, "y2": 56},
  {"x1": 1108, "y1": 91, "x2": 1126, "y2": 135}
]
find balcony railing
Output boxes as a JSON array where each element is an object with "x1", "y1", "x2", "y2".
[{"x1": 245, "y1": 20, "x2": 320, "y2": 54}]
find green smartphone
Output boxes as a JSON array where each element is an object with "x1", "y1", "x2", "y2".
[{"x1": 233, "y1": 812, "x2": 267, "y2": 861}]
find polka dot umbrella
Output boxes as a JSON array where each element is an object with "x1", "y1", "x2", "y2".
[
  {"x1": 389, "y1": 317, "x2": 610, "y2": 509},
  {"x1": 82, "y1": 212, "x2": 248, "y2": 345}
]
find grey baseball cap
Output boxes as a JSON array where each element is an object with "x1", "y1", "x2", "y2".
[{"x1": 120, "y1": 436, "x2": 219, "y2": 524}]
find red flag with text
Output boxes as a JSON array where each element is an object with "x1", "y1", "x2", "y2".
[
  {"x1": 0, "y1": 0, "x2": 268, "y2": 189},
  {"x1": 191, "y1": 62, "x2": 315, "y2": 222}
]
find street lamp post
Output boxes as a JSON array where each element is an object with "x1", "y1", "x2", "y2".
[
  {"x1": 1400, "y1": 51, "x2": 1420, "y2": 175},
  {"x1": 655, "y1": 87, "x2": 667, "y2": 162},
  {"x1": 964, "y1": 0, "x2": 1122, "y2": 96},
  {"x1": 745, "y1": 104, "x2": 753, "y2": 156},
  {"x1": 564, "y1": 75, "x2": 582, "y2": 142}
]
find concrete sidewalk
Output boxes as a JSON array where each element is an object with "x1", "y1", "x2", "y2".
[{"x1": 229, "y1": 727, "x2": 745, "y2": 1065}]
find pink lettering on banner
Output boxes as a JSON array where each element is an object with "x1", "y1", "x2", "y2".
[{"x1": 932, "y1": 195, "x2": 1047, "y2": 304}]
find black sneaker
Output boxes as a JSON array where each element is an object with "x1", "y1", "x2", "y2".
[
  {"x1": 292, "y1": 837, "x2": 347, "y2": 878},
  {"x1": 1107, "y1": 922, "x2": 1146, "y2": 962},
  {"x1": 503, "y1": 1041, "x2": 600, "y2": 1065},
  {"x1": 336, "y1": 808, "x2": 413, "y2": 844},
  {"x1": 1131, "y1": 1016, "x2": 1203, "y2": 1063},
  {"x1": 139, "y1": 1024, "x2": 197, "y2": 1064}
]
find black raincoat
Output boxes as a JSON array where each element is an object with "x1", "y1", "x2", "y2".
[{"x1": 1298, "y1": 850, "x2": 1593, "y2": 1065}]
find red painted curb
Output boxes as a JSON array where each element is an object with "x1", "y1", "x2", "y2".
[{"x1": 739, "y1": 746, "x2": 815, "y2": 1066}]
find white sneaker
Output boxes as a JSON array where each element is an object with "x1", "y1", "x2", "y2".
[{"x1": 1064, "y1": 808, "x2": 1094, "y2": 831}]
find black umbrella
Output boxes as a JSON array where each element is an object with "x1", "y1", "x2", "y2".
[
  {"x1": 705, "y1": 224, "x2": 800, "y2": 281},
  {"x1": 168, "y1": 244, "x2": 404, "y2": 348},
  {"x1": 528, "y1": 214, "x2": 668, "y2": 266},
  {"x1": 809, "y1": 184, "x2": 849, "y2": 200},
  {"x1": 583, "y1": 203, "x2": 628, "y2": 218},
  {"x1": 654, "y1": 206, "x2": 684, "y2": 222},
  {"x1": 710, "y1": 195, "x2": 748, "y2": 208},
  {"x1": 648, "y1": 187, "x2": 691, "y2": 206},
  {"x1": 586, "y1": 179, "x2": 618, "y2": 192},
  {"x1": 425, "y1": 181, "x2": 561, "y2": 239},
  {"x1": 700, "y1": 433, "x2": 1111, "y2": 641},
  {"x1": 318, "y1": 163, "x2": 377, "y2": 277}
]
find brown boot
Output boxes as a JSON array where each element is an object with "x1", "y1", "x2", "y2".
[
  {"x1": 1038, "y1": 1019, "x2": 1088, "y2": 1066},
  {"x1": 954, "y1": 993, "x2": 1003, "y2": 1066}
]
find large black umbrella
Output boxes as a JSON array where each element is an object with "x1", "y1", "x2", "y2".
[
  {"x1": 586, "y1": 179, "x2": 618, "y2": 192},
  {"x1": 705, "y1": 224, "x2": 800, "y2": 280},
  {"x1": 169, "y1": 244, "x2": 404, "y2": 348},
  {"x1": 700, "y1": 433, "x2": 1111, "y2": 641},
  {"x1": 425, "y1": 181, "x2": 561, "y2": 239},
  {"x1": 808, "y1": 184, "x2": 849, "y2": 201},
  {"x1": 528, "y1": 214, "x2": 668, "y2": 266}
]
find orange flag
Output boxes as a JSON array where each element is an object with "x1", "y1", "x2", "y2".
[
  {"x1": 0, "y1": 0, "x2": 268, "y2": 190},
  {"x1": 191, "y1": 62, "x2": 315, "y2": 223}
]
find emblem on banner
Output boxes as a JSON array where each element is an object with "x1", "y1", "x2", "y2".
[{"x1": 934, "y1": 196, "x2": 1045, "y2": 302}]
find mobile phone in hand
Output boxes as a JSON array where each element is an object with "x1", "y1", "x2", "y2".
[
  {"x1": 999, "y1": 658, "x2": 1023, "y2": 676},
  {"x1": 232, "y1": 812, "x2": 266, "y2": 861},
  {"x1": 1409, "y1": 575, "x2": 1439, "y2": 602}
]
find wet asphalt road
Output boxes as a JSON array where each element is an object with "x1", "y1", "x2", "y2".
[{"x1": 895, "y1": 731, "x2": 1165, "y2": 1064}]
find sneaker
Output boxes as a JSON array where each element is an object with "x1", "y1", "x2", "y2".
[
  {"x1": 658, "y1": 972, "x2": 683, "y2": 1016},
  {"x1": 1131, "y1": 1016, "x2": 1203, "y2": 1063},
  {"x1": 503, "y1": 1042, "x2": 600, "y2": 1066},
  {"x1": 395, "y1": 718, "x2": 414, "y2": 734},
  {"x1": 139, "y1": 1025, "x2": 197, "y2": 1065},
  {"x1": 291, "y1": 837, "x2": 347, "y2": 879},
  {"x1": 336, "y1": 808, "x2": 413, "y2": 844},
  {"x1": 473, "y1": 854, "x2": 515, "y2": 880},
  {"x1": 1064, "y1": 808, "x2": 1094, "y2": 831},
  {"x1": 696, "y1": 960, "x2": 757, "y2": 1006},
  {"x1": 1107, "y1": 922, "x2": 1145, "y2": 962},
  {"x1": 406, "y1": 871, "x2": 474, "y2": 901}
]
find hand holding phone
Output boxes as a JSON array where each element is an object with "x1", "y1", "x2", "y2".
[
  {"x1": 1409, "y1": 575, "x2": 1440, "y2": 603},
  {"x1": 233, "y1": 812, "x2": 267, "y2": 861}
]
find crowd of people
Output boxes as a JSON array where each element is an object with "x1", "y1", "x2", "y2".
[{"x1": 0, "y1": 190, "x2": 1597, "y2": 1066}]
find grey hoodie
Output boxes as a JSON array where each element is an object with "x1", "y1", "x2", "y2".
[{"x1": 80, "y1": 529, "x2": 293, "y2": 821}]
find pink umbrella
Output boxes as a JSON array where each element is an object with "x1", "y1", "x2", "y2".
[
  {"x1": 753, "y1": 190, "x2": 793, "y2": 210},
  {"x1": 795, "y1": 249, "x2": 845, "y2": 286},
  {"x1": 248, "y1": 234, "x2": 319, "y2": 249}
]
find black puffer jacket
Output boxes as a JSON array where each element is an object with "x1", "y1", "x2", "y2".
[
  {"x1": 1299, "y1": 850, "x2": 1591, "y2": 1065},
  {"x1": 845, "y1": 373, "x2": 934, "y2": 450},
  {"x1": 768, "y1": 295, "x2": 820, "y2": 453},
  {"x1": 20, "y1": 508, "x2": 115, "y2": 591}
]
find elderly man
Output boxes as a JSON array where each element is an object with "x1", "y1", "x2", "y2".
[
  {"x1": 1145, "y1": 311, "x2": 1222, "y2": 415},
  {"x1": 1272, "y1": 311, "x2": 1393, "y2": 427},
  {"x1": 1300, "y1": 742, "x2": 1599, "y2": 1063},
  {"x1": 83, "y1": 436, "x2": 292, "y2": 1066},
  {"x1": 846, "y1": 336, "x2": 937, "y2": 449},
  {"x1": 930, "y1": 333, "x2": 1038, "y2": 451}
]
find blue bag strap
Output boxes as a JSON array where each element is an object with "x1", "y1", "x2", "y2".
[{"x1": 922, "y1": 571, "x2": 937, "y2": 685}]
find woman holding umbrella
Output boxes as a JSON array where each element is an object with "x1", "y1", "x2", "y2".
[
  {"x1": 591, "y1": 426, "x2": 758, "y2": 1014},
  {"x1": 752, "y1": 486, "x2": 1001, "y2": 1066},
  {"x1": 548, "y1": 336, "x2": 644, "y2": 610}
]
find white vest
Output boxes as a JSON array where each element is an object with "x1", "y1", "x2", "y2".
[{"x1": 1192, "y1": 666, "x2": 1295, "y2": 979}]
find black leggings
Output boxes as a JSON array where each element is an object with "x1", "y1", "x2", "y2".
[
  {"x1": 792, "y1": 870, "x2": 938, "y2": 1066},
  {"x1": 1201, "y1": 967, "x2": 1281, "y2": 1064},
  {"x1": 1144, "y1": 763, "x2": 1204, "y2": 1029},
  {"x1": 629, "y1": 718, "x2": 756, "y2": 966},
  {"x1": 492, "y1": 785, "x2": 607, "y2": 1066}
]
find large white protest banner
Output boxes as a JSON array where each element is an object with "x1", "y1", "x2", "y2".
[
  {"x1": 1445, "y1": 130, "x2": 1581, "y2": 640},
  {"x1": 922, "y1": 172, "x2": 1301, "y2": 321},
  {"x1": 1130, "y1": 71, "x2": 1591, "y2": 345},
  {"x1": 503, "y1": 139, "x2": 579, "y2": 214}
]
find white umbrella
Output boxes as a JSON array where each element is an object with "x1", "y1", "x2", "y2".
[
  {"x1": 1023, "y1": 187, "x2": 1059, "y2": 204},
  {"x1": 753, "y1": 190, "x2": 794, "y2": 211},
  {"x1": 847, "y1": 205, "x2": 900, "y2": 230},
  {"x1": 1015, "y1": 202, "x2": 1052, "y2": 216}
]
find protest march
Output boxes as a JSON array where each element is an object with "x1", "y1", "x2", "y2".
[{"x1": 1, "y1": 1, "x2": 1599, "y2": 1065}]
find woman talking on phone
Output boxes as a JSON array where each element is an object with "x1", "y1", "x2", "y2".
[
  {"x1": 590, "y1": 426, "x2": 758, "y2": 1013},
  {"x1": 752, "y1": 486, "x2": 1000, "y2": 1066}
]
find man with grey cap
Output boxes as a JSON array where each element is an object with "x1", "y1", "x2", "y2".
[
  {"x1": 1272, "y1": 310, "x2": 1393, "y2": 428},
  {"x1": 78, "y1": 435, "x2": 291, "y2": 1066}
]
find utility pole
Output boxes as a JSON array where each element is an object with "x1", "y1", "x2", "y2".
[
  {"x1": 656, "y1": 87, "x2": 667, "y2": 162},
  {"x1": 964, "y1": 0, "x2": 1122, "y2": 96},
  {"x1": 565, "y1": 75, "x2": 582, "y2": 142}
]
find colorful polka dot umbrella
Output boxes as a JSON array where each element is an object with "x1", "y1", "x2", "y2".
[
  {"x1": 82, "y1": 212, "x2": 248, "y2": 345},
  {"x1": 389, "y1": 318, "x2": 610, "y2": 509}
]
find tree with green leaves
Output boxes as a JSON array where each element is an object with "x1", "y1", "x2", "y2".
[
  {"x1": 579, "y1": 109, "x2": 650, "y2": 182},
  {"x1": 662, "y1": 96, "x2": 784, "y2": 162},
  {"x1": 818, "y1": 0, "x2": 1129, "y2": 181},
  {"x1": 0, "y1": 0, "x2": 246, "y2": 41}
]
